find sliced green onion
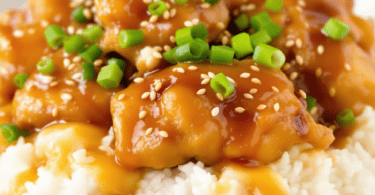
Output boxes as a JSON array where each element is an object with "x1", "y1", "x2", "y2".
[
  {"x1": 337, "y1": 109, "x2": 355, "y2": 126},
  {"x1": 108, "y1": 58, "x2": 126, "y2": 72},
  {"x1": 250, "y1": 12, "x2": 272, "y2": 31},
  {"x1": 14, "y1": 74, "x2": 28, "y2": 89},
  {"x1": 264, "y1": 22, "x2": 282, "y2": 39},
  {"x1": 44, "y1": 25, "x2": 66, "y2": 48},
  {"x1": 209, "y1": 46, "x2": 235, "y2": 64},
  {"x1": 175, "y1": 0, "x2": 188, "y2": 4},
  {"x1": 72, "y1": 6, "x2": 89, "y2": 23},
  {"x1": 231, "y1": 32, "x2": 253, "y2": 59},
  {"x1": 118, "y1": 30, "x2": 144, "y2": 48},
  {"x1": 234, "y1": 14, "x2": 249, "y2": 31},
  {"x1": 253, "y1": 44, "x2": 285, "y2": 69},
  {"x1": 79, "y1": 44, "x2": 103, "y2": 63},
  {"x1": 63, "y1": 35, "x2": 86, "y2": 53},
  {"x1": 175, "y1": 39, "x2": 209, "y2": 62},
  {"x1": 204, "y1": 0, "x2": 221, "y2": 5},
  {"x1": 305, "y1": 96, "x2": 316, "y2": 112},
  {"x1": 97, "y1": 64, "x2": 124, "y2": 89},
  {"x1": 82, "y1": 62, "x2": 96, "y2": 80},
  {"x1": 82, "y1": 25, "x2": 104, "y2": 43},
  {"x1": 210, "y1": 73, "x2": 235, "y2": 99},
  {"x1": 322, "y1": 18, "x2": 350, "y2": 40},
  {"x1": 36, "y1": 58, "x2": 56, "y2": 75},
  {"x1": 1, "y1": 124, "x2": 30, "y2": 143},
  {"x1": 264, "y1": 0, "x2": 283, "y2": 13},
  {"x1": 250, "y1": 30, "x2": 272, "y2": 47},
  {"x1": 148, "y1": 1, "x2": 168, "y2": 16},
  {"x1": 163, "y1": 47, "x2": 178, "y2": 64},
  {"x1": 175, "y1": 24, "x2": 208, "y2": 46}
]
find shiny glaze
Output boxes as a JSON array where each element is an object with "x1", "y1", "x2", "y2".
[{"x1": 112, "y1": 60, "x2": 334, "y2": 169}]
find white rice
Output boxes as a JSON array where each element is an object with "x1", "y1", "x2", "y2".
[{"x1": 1, "y1": 106, "x2": 375, "y2": 195}]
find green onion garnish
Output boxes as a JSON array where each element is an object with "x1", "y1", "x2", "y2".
[
  {"x1": 209, "y1": 46, "x2": 235, "y2": 64},
  {"x1": 63, "y1": 35, "x2": 86, "y2": 53},
  {"x1": 264, "y1": 0, "x2": 283, "y2": 13},
  {"x1": 82, "y1": 62, "x2": 96, "y2": 80},
  {"x1": 175, "y1": 24, "x2": 208, "y2": 46},
  {"x1": 148, "y1": 1, "x2": 168, "y2": 16},
  {"x1": 250, "y1": 12, "x2": 272, "y2": 31},
  {"x1": 175, "y1": 0, "x2": 188, "y2": 4},
  {"x1": 231, "y1": 32, "x2": 254, "y2": 59},
  {"x1": 210, "y1": 73, "x2": 235, "y2": 99},
  {"x1": 118, "y1": 30, "x2": 144, "y2": 48},
  {"x1": 13, "y1": 74, "x2": 29, "y2": 89},
  {"x1": 36, "y1": 58, "x2": 56, "y2": 75},
  {"x1": 1, "y1": 124, "x2": 30, "y2": 143},
  {"x1": 175, "y1": 38, "x2": 209, "y2": 62},
  {"x1": 82, "y1": 25, "x2": 104, "y2": 43},
  {"x1": 79, "y1": 44, "x2": 103, "y2": 63},
  {"x1": 250, "y1": 29, "x2": 272, "y2": 47},
  {"x1": 204, "y1": 0, "x2": 221, "y2": 5},
  {"x1": 337, "y1": 109, "x2": 355, "y2": 126},
  {"x1": 264, "y1": 22, "x2": 282, "y2": 39},
  {"x1": 72, "y1": 6, "x2": 89, "y2": 23},
  {"x1": 253, "y1": 44, "x2": 285, "y2": 69},
  {"x1": 234, "y1": 14, "x2": 249, "y2": 31},
  {"x1": 44, "y1": 25, "x2": 66, "y2": 48},
  {"x1": 322, "y1": 18, "x2": 350, "y2": 40},
  {"x1": 163, "y1": 47, "x2": 178, "y2": 64},
  {"x1": 305, "y1": 96, "x2": 316, "y2": 112},
  {"x1": 108, "y1": 58, "x2": 126, "y2": 72},
  {"x1": 97, "y1": 64, "x2": 124, "y2": 89}
]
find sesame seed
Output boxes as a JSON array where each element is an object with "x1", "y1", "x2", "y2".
[
  {"x1": 73, "y1": 56, "x2": 82, "y2": 63},
  {"x1": 153, "y1": 46, "x2": 163, "y2": 52},
  {"x1": 150, "y1": 91, "x2": 156, "y2": 101},
  {"x1": 296, "y1": 38, "x2": 302, "y2": 48},
  {"x1": 298, "y1": 0, "x2": 306, "y2": 7},
  {"x1": 184, "y1": 21, "x2": 193, "y2": 27},
  {"x1": 94, "y1": 59, "x2": 103, "y2": 66},
  {"x1": 140, "y1": 21, "x2": 149, "y2": 27},
  {"x1": 68, "y1": 64, "x2": 76, "y2": 70},
  {"x1": 274, "y1": 103, "x2": 280, "y2": 112},
  {"x1": 141, "y1": 92, "x2": 150, "y2": 99},
  {"x1": 143, "y1": 0, "x2": 152, "y2": 4},
  {"x1": 134, "y1": 77, "x2": 145, "y2": 84},
  {"x1": 257, "y1": 104, "x2": 267, "y2": 110},
  {"x1": 243, "y1": 93, "x2": 254, "y2": 99},
  {"x1": 76, "y1": 28, "x2": 83, "y2": 35},
  {"x1": 329, "y1": 87, "x2": 336, "y2": 97},
  {"x1": 61, "y1": 93, "x2": 73, "y2": 101},
  {"x1": 152, "y1": 52, "x2": 163, "y2": 59},
  {"x1": 329, "y1": 125, "x2": 337, "y2": 131},
  {"x1": 118, "y1": 94, "x2": 125, "y2": 100},
  {"x1": 201, "y1": 78, "x2": 210, "y2": 85},
  {"x1": 83, "y1": 8, "x2": 92, "y2": 19},
  {"x1": 27, "y1": 28, "x2": 35, "y2": 34},
  {"x1": 197, "y1": 88, "x2": 206, "y2": 95},
  {"x1": 222, "y1": 36, "x2": 229, "y2": 45},
  {"x1": 188, "y1": 66, "x2": 198, "y2": 71},
  {"x1": 272, "y1": 86, "x2": 280, "y2": 93},
  {"x1": 159, "y1": 131, "x2": 169, "y2": 138},
  {"x1": 235, "y1": 107, "x2": 246, "y2": 113},
  {"x1": 250, "y1": 65, "x2": 260, "y2": 72},
  {"x1": 283, "y1": 63, "x2": 291, "y2": 70},
  {"x1": 249, "y1": 88, "x2": 258, "y2": 94},
  {"x1": 41, "y1": 20, "x2": 49, "y2": 28},
  {"x1": 155, "y1": 82, "x2": 162, "y2": 92},
  {"x1": 251, "y1": 78, "x2": 261, "y2": 84},
  {"x1": 208, "y1": 72, "x2": 215, "y2": 78},
  {"x1": 63, "y1": 59, "x2": 71, "y2": 67},
  {"x1": 192, "y1": 18, "x2": 200, "y2": 25},
  {"x1": 154, "y1": 79, "x2": 161, "y2": 85},
  {"x1": 216, "y1": 93, "x2": 224, "y2": 101},
  {"x1": 296, "y1": 55, "x2": 304, "y2": 65},
  {"x1": 170, "y1": 36, "x2": 175, "y2": 43},
  {"x1": 211, "y1": 107, "x2": 220, "y2": 117},
  {"x1": 163, "y1": 11, "x2": 170, "y2": 20},
  {"x1": 317, "y1": 45, "x2": 324, "y2": 55},
  {"x1": 170, "y1": 8, "x2": 176, "y2": 17},
  {"x1": 315, "y1": 68, "x2": 322, "y2": 77},
  {"x1": 65, "y1": 80, "x2": 75, "y2": 86},
  {"x1": 285, "y1": 40, "x2": 295, "y2": 47},
  {"x1": 240, "y1": 72, "x2": 251, "y2": 78},
  {"x1": 139, "y1": 111, "x2": 147, "y2": 119},
  {"x1": 310, "y1": 107, "x2": 318, "y2": 115},
  {"x1": 289, "y1": 72, "x2": 298, "y2": 80},
  {"x1": 149, "y1": 15, "x2": 158, "y2": 23},
  {"x1": 164, "y1": 45, "x2": 171, "y2": 51},
  {"x1": 224, "y1": 30, "x2": 232, "y2": 37},
  {"x1": 201, "y1": 74, "x2": 210, "y2": 79},
  {"x1": 52, "y1": 107, "x2": 58, "y2": 117},
  {"x1": 145, "y1": 128, "x2": 153, "y2": 136},
  {"x1": 226, "y1": 77, "x2": 236, "y2": 84},
  {"x1": 200, "y1": 3, "x2": 210, "y2": 9},
  {"x1": 72, "y1": 73, "x2": 82, "y2": 80},
  {"x1": 49, "y1": 81, "x2": 58, "y2": 87},
  {"x1": 344, "y1": 63, "x2": 351, "y2": 71},
  {"x1": 240, "y1": 3, "x2": 256, "y2": 11},
  {"x1": 176, "y1": 67, "x2": 185, "y2": 73},
  {"x1": 13, "y1": 30, "x2": 24, "y2": 37},
  {"x1": 216, "y1": 22, "x2": 225, "y2": 29},
  {"x1": 299, "y1": 90, "x2": 307, "y2": 99}
]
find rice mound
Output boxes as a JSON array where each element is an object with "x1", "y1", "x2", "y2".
[{"x1": 1, "y1": 106, "x2": 375, "y2": 195}]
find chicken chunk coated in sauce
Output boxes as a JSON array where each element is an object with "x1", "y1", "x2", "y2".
[{"x1": 111, "y1": 60, "x2": 334, "y2": 169}]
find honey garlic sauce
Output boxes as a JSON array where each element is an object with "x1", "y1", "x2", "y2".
[
  {"x1": 112, "y1": 60, "x2": 334, "y2": 169},
  {"x1": 12, "y1": 49, "x2": 121, "y2": 129},
  {"x1": 96, "y1": 0, "x2": 230, "y2": 73}
]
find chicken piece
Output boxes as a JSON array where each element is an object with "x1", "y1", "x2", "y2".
[
  {"x1": 95, "y1": 0, "x2": 230, "y2": 73},
  {"x1": 111, "y1": 60, "x2": 334, "y2": 169},
  {"x1": 12, "y1": 50, "x2": 121, "y2": 129},
  {"x1": 0, "y1": 1, "x2": 72, "y2": 106}
]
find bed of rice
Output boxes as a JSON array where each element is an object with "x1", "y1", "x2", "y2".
[{"x1": 1, "y1": 106, "x2": 375, "y2": 195}]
